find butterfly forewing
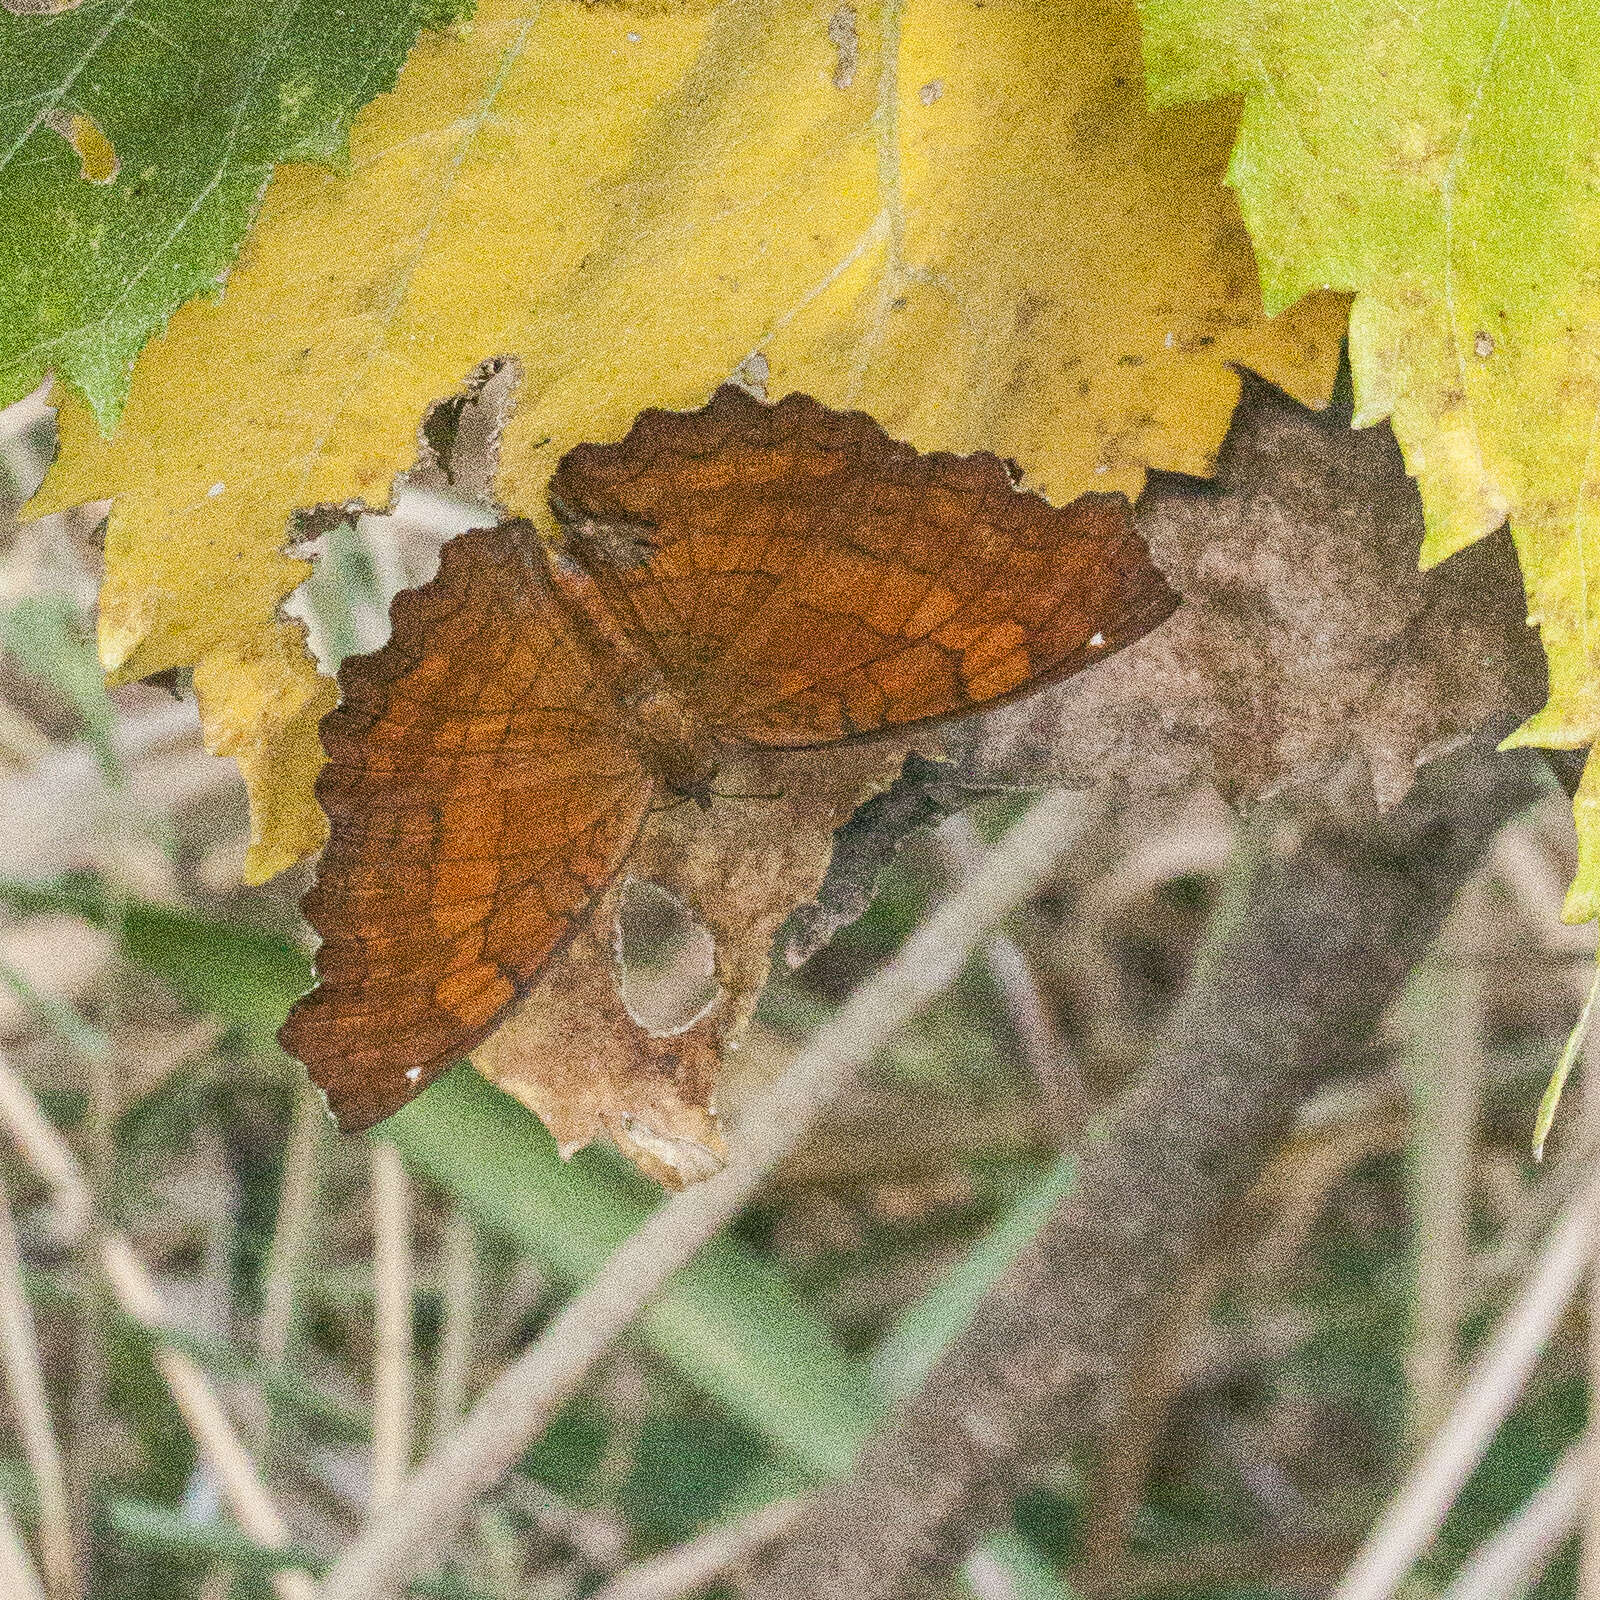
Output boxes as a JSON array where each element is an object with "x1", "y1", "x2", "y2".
[{"x1": 549, "y1": 385, "x2": 1177, "y2": 749}]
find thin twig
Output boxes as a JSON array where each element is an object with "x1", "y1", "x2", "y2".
[
  {"x1": 432, "y1": 1203, "x2": 477, "y2": 1440},
  {"x1": 0, "y1": 1051, "x2": 315, "y2": 1600},
  {"x1": 1238, "y1": 1077, "x2": 1410, "y2": 1297},
  {"x1": 496, "y1": 1476, "x2": 627, "y2": 1572},
  {"x1": 1489, "y1": 819, "x2": 1598, "y2": 983},
  {"x1": 588, "y1": 1499, "x2": 802, "y2": 1600},
  {"x1": 1076, "y1": 1264, "x2": 1219, "y2": 1594},
  {"x1": 249, "y1": 1079, "x2": 325, "y2": 1472},
  {"x1": 933, "y1": 812, "x2": 1087, "y2": 1135},
  {"x1": 99, "y1": 1244, "x2": 318, "y2": 1600},
  {"x1": 749, "y1": 739, "x2": 1547, "y2": 1600},
  {"x1": 1589, "y1": 1312, "x2": 1600, "y2": 1600},
  {"x1": 369, "y1": 1141, "x2": 413, "y2": 1515},
  {"x1": 318, "y1": 788, "x2": 1093, "y2": 1600},
  {"x1": 1332, "y1": 1172, "x2": 1600, "y2": 1600},
  {"x1": 1045, "y1": 791, "x2": 1235, "y2": 1077},
  {"x1": 187, "y1": 1127, "x2": 243, "y2": 1536},
  {"x1": 67, "y1": 1044, "x2": 114, "y2": 1600},
  {"x1": 0, "y1": 1487, "x2": 47, "y2": 1600},
  {"x1": 0, "y1": 1172, "x2": 73, "y2": 1599},
  {"x1": 1118, "y1": 1534, "x2": 1352, "y2": 1595},
  {"x1": 0, "y1": 1051, "x2": 89, "y2": 1247},
  {"x1": 258, "y1": 1081, "x2": 325, "y2": 1374},
  {"x1": 0, "y1": 699, "x2": 235, "y2": 881},
  {"x1": 1471, "y1": 1128, "x2": 1594, "y2": 1311},
  {"x1": 1440, "y1": 1439, "x2": 1591, "y2": 1600},
  {"x1": 1401, "y1": 940, "x2": 1481, "y2": 1449},
  {"x1": 196, "y1": 1126, "x2": 240, "y2": 1341},
  {"x1": 1583, "y1": 1031, "x2": 1600, "y2": 1600}
]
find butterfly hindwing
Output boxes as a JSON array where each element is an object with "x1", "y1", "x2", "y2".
[{"x1": 279, "y1": 522, "x2": 651, "y2": 1131}]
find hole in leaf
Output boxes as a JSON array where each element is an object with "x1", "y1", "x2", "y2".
[
  {"x1": 614, "y1": 880, "x2": 721, "y2": 1037},
  {"x1": 281, "y1": 356, "x2": 518, "y2": 671}
]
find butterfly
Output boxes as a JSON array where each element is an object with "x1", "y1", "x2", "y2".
[{"x1": 278, "y1": 385, "x2": 1178, "y2": 1130}]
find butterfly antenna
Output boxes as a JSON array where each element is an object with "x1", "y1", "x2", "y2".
[
  {"x1": 711, "y1": 785, "x2": 789, "y2": 804},
  {"x1": 647, "y1": 793, "x2": 697, "y2": 817}
]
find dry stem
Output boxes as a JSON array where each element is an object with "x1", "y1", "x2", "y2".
[
  {"x1": 1442, "y1": 1440, "x2": 1593, "y2": 1600},
  {"x1": 587, "y1": 1499, "x2": 802, "y2": 1600},
  {"x1": 0, "y1": 1051, "x2": 316, "y2": 1600},
  {"x1": 432, "y1": 1203, "x2": 477, "y2": 1439},
  {"x1": 0, "y1": 1489, "x2": 47, "y2": 1600},
  {"x1": 933, "y1": 811, "x2": 1086, "y2": 1134},
  {"x1": 1401, "y1": 936, "x2": 1482, "y2": 1449},
  {"x1": 1333, "y1": 1174, "x2": 1600, "y2": 1600},
  {"x1": 749, "y1": 740, "x2": 1545, "y2": 1600},
  {"x1": 0, "y1": 1172, "x2": 73, "y2": 1598},
  {"x1": 1583, "y1": 1026, "x2": 1600, "y2": 1600},
  {"x1": 369, "y1": 1140, "x2": 413, "y2": 1513},
  {"x1": 258, "y1": 1080, "x2": 325, "y2": 1373}
]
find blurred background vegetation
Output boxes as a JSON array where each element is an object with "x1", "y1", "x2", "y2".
[{"x1": 0, "y1": 383, "x2": 1595, "y2": 1600}]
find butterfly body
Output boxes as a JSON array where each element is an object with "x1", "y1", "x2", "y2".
[
  {"x1": 542, "y1": 519, "x2": 723, "y2": 808},
  {"x1": 280, "y1": 386, "x2": 1178, "y2": 1133}
]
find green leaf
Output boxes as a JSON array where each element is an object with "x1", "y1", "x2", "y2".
[
  {"x1": 1532, "y1": 953, "x2": 1600, "y2": 1158},
  {"x1": 0, "y1": 878, "x2": 879, "y2": 1476},
  {"x1": 0, "y1": 955, "x2": 111, "y2": 1059},
  {"x1": 0, "y1": 0, "x2": 467, "y2": 429},
  {"x1": 1, "y1": 594, "x2": 119, "y2": 780},
  {"x1": 109, "y1": 1498, "x2": 500, "y2": 1598},
  {"x1": 106, "y1": 1497, "x2": 322, "y2": 1575},
  {"x1": 390, "y1": 1068, "x2": 882, "y2": 1479},
  {"x1": 0, "y1": 874, "x2": 301, "y2": 1053},
  {"x1": 967, "y1": 1531, "x2": 1083, "y2": 1600}
]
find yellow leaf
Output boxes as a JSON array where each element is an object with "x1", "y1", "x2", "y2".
[
  {"x1": 32, "y1": 0, "x2": 1346, "y2": 883},
  {"x1": 1142, "y1": 0, "x2": 1600, "y2": 918}
]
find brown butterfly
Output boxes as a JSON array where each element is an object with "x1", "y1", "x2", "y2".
[{"x1": 278, "y1": 386, "x2": 1177, "y2": 1130}]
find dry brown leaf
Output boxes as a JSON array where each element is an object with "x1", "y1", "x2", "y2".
[
  {"x1": 473, "y1": 739, "x2": 914, "y2": 1186},
  {"x1": 475, "y1": 375, "x2": 1541, "y2": 1183},
  {"x1": 948, "y1": 375, "x2": 1545, "y2": 807}
]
